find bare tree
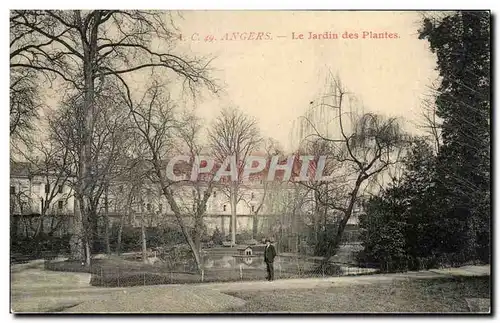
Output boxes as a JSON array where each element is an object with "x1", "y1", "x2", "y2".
[
  {"x1": 175, "y1": 112, "x2": 217, "y2": 257},
  {"x1": 127, "y1": 82, "x2": 213, "y2": 271},
  {"x1": 297, "y1": 75, "x2": 408, "y2": 267},
  {"x1": 239, "y1": 137, "x2": 284, "y2": 240},
  {"x1": 10, "y1": 68, "x2": 40, "y2": 153},
  {"x1": 11, "y1": 133, "x2": 74, "y2": 242},
  {"x1": 86, "y1": 83, "x2": 133, "y2": 255},
  {"x1": 208, "y1": 107, "x2": 261, "y2": 246},
  {"x1": 31, "y1": 143, "x2": 73, "y2": 236},
  {"x1": 10, "y1": 10, "x2": 216, "y2": 263},
  {"x1": 129, "y1": 163, "x2": 151, "y2": 264},
  {"x1": 109, "y1": 176, "x2": 138, "y2": 255},
  {"x1": 292, "y1": 138, "x2": 341, "y2": 253},
  {"x1": 47, "y1": 79, "x2": 133, "y2": 262}
]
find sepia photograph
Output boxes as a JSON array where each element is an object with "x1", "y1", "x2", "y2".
[{"x1": 8, "y1": 7, "x2": 491, "y2": 314}]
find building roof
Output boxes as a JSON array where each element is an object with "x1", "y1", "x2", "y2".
[{"x1": 10, "y1": 161, "x2": 31, "y2": 178}]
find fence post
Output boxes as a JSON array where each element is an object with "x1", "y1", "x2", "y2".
[
  {"x1": 239, "y1": 264, "x2": 243, "y2": 280},
  {"x1": 201, "y1": 269, "x2": 204, "y2": 282},
  {"x1": 117, "y1": 267, "x2": 120, "y2": 287},
  {"x1": 170, "y1": 271, "x2": 173, "y2": 284},
  {"x1": 100, "y1": 268, "x2": 103, "y2": 286},
  {"x1": 143, "y1": 272, "x2": 146, "y2": 286}
]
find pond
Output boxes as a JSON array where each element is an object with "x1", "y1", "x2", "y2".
[
  {"x1": 202, "y1": 254, "x2": 308, "y2": 271},
  {"x1": 201, "y1": 253, "x2": 376, "y2": 275},
  {"x1": 132, "y1": 250, "x2": 375, "y2": 276},
  {"x1": 123, "y1": 243, "x2": 375, "y2": 276}
]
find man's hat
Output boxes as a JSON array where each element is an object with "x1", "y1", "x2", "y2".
[{"x1": 265, "y1": 238, "x2": 271, "y2": 243}]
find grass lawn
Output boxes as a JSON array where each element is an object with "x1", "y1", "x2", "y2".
[{"x1": 222, "y1": 276, "x2": 491, "y2": 313}]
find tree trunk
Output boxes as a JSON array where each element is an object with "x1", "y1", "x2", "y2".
[
  {"x1": 195, "y1": 213, "x2": 205, "y2": 256},
  {"x1": 160, "y1": 185, "x2": 202, "y2": 272},
  {"x1": 78, "y1": 14, "x2": 98, "y2": 266},
  {"x1": 85, "y1": 240, "x2": 91, "y2": 266},
  {"x1": 221, "y1": 216, "x2": 226, "y2": 239},
  {"x1": 11, "y1": 215, "x2": 19, "y2": 241},
  {"x1": 82, "y1": 200, "x2": 92, "y2": 267},
  {"x1": 141, "y1": 222, "x2": 147, "y2": 264},
  {"x1": 292, "y1": 196, "x2": 299, "y2": 253},
  {"x1": 104, "y1": 186, "x2": 111, "y2": 254},
  {"x1": 39, "y1": 215, "x2": 44, "y2": 235},
  {"x1": 104, "y1": 214, "x2": 111, "y2": 255},
  {"x1": 252, "y1": 214, "x2": 258, "y2": 239},
  {"x1": 104, "y1": 218, "x2": 111, "y2": 254},
  {"x1": 194, "y1": 226, "x2": 201, "y2": 258},
  {"x1": 90, "y1": 208, "x2": 99, "y2": 253},
  {"x1": 117, "y1": 215, "x2": 124, "y2": 255},
  {"x1": 230, "y1": 185, "x2": 237, "y2": 247},
  {"x1": 69, "y1": 195, "x2": 85, "y2": 261},
  {"x1": 319, "y1": 177, "x2": 363, "y2": 268},
  {"x1": 140, "y1": 201, "x2": 147, "y2": 264}
]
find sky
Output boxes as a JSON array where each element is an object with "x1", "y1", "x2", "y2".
[
  {"x1": 32, "y1": 10, "x2": 440, "y2": 153},
  {"x1": 165, "y1": 11, "x2": 440, "y2": 151}
]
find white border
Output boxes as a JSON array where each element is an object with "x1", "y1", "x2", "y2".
[
  {"x1": 3, "y1": 1, "x2": 498, "y2": 10},
  {"x1": 2, "y1": 1, "x2": 497, "y2": 323}
]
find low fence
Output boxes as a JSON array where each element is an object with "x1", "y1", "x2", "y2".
[
  {"x1": 42, "y1": 249, "x2": 483, "y2": 288},
  {"x1": 44, "y1": 252, "x2": 383, "y2": 288}
]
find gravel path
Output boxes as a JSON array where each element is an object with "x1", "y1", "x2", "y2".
[
  {"x1": 63, "y1": 285, "x2": 246, "y2": 313},
  {"x1": 11, "y1": 263, "x2": 490, "y2": 313}
]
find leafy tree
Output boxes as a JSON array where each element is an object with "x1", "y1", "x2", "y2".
[
  {"x1": 359, "y1": 189, "x2": 407, "y2": 267},
  {"x1": 359, "y1": 138, "x2": 439, "y2": 269},
  {"x1": 419, "y1": 11, "x2": 491, "y2": 262},
  {"x1": 211, "y1": 227, "x2": 223, "y2": 246},
  {"x1": 296, "y1": 75, "x2": 408, "y2": 267}
]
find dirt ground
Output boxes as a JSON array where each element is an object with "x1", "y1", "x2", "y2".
[
  {"x1": 221, "y1": 276, "x2": 491, "y2": 313},
  {"x1": 10, "y1": 263, "x2": 490, "y2": 313}
]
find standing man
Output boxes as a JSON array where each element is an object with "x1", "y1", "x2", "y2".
[{"x1": 264, "y1": 238, "x2": 277, "y2": 281}]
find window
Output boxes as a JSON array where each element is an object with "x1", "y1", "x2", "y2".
[
  {"x1": 213, "y1": 191, "x2": 216, "y2": 198},
  {"x1": 45, "y1": 184, "x2": 50, "y2": 194},
  {"x1": 10, "y1": 186, "x2": 15, "y2": 195},
  {"x1": 147, "y1": 203, "x2": 151, "y2": 211},
  {"x1": 223, "y1": 205, "x2": 227, "y2": 212},
  {"x1": 58, "y1": 201, "x2": 64, "y2": 210},
  {"x1": 58, "y1": 185, "x2": 63, "y2": 194},
  {"x1": 251, "y1": 205, "x2": 255, "y2": 212}
]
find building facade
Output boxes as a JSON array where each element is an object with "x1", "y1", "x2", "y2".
[{"x1": 10, "y1": 160, "x2": 361, "y2": 242}]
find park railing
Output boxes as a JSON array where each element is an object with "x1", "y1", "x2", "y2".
[
  {"x1": 43, "y1": 250, "x2": 484, "y2": 288},
  {"x1": 44, "y1": 252, "x2": 383, "y2": 287}
]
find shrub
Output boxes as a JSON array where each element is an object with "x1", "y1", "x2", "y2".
[
  {"x1": 108, "y1": 225, "x2": 186, "y2": 253},
  {"x1": 211, "y1": 227, "x2": 223, "y2": 245},
  {"x1": 11, "y1": 234, "x2": 71, "y2": 260},
  {"x1": 235, "y1": 231, "x2": 253, "y2": 244}
]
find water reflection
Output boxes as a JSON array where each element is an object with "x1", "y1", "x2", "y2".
[{"x1": 199, "y1": 254, "x2": 312, "y2": 271}]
